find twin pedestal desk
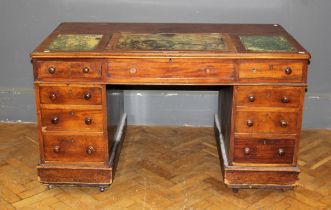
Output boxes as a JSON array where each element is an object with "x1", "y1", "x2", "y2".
[{"x1": 30, "y1": 23, "x2": 311, "y2": 192}]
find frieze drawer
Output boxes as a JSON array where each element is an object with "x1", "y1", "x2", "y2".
[
  {"x1": 35, "y1": 60, "x2": 102, "y2": 81},
  {"x1": 238, "y1": 61, "x2": 305, "y2": 82},
  {"x1": 108, "y1": 58, "x2": 235, "y2": 84}
]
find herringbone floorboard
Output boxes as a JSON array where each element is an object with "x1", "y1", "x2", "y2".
[{"x1": 0, "y1": 124, "x2": 330, "y2": 209}]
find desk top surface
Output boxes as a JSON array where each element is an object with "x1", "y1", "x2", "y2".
[{"x1": 31, "y1": 23, "x2": 310, "y2": 59}]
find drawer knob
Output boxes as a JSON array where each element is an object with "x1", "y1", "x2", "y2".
[
  {"x1": 85, "y1": 117, "x2": 92, "y2": 125},
  {"x1": 246, "y1": 120, "x2": 254, "y2": 127},
  {"x1": 84, "y1": 92, "x2": 92, "y2": 100},
  {"x1": 129, "y1": 67, "x2": 137, "y2": 74},
  {"x1": 280, "y1": 120, "x2": 288, "y2": 128},
  {"x1": 53, "y1": 145, "x2": 61, "y2": 153},
  {"x1": 244, "y1": 147, "x2": 250, "y2": 155},
  {"x1": 284, "y1": 67, "x2": 292, "y2": 75},
  {"x1": 281, "y1": 96, "x2": 289, "y2": 103},
  {"x1": 248, "y1": 95, "x2": 256, "y2": 102},
  {"x1": 48, "y1": 67, "x2": 56, "y2": 74},
  {"x1": 86, "y1": 145, "x2": 94, "y2": 155},
  {"x1": 82, "y1": 67, "x2": 90, "y2": 73},
  {"x1": 51, "y1": 116, "x2": 59, "y2": 124},
  {"x1": 278, "y1": 148, "x2": 285, "y2": 156},
  {"x1": 205, "y1": 68, "x2": 211, "y2": 74},
  {"x1": 49, "y1": 92, "x2": 57, "y2": 100}
]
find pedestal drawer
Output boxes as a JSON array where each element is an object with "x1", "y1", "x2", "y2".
[
  {"x1": 41, "y1": 109, "x2": 103, "y2": 132},
  {"x1": 43, "y1": 134, "x2": 105, "y2": 162},
  {"x1": 236, "y1": 86, "x2": 304, "y2": 108},
  {"x1": 233, "y1": 138, "x2": 295, "y2": 164},
  {"x1": 39, "y1": 86, "x2": 102, "y2": 105},
  {"x1": 235, "y1": 110, "x2": 298, "y2": 134}
]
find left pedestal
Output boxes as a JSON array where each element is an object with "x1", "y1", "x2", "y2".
[{"x1": 33, "y1": 58, "x2": 125, "y2": 191}]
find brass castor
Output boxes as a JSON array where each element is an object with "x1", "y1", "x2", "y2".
[
  {"x1": 99, "y1": 186, "x2": 107, "y2": 192},
  {"x1": 48, "y1": 184, "x2": 54, "y2": 190},
  {"x1": 232, "y1": 188, "x2": 239, "y2": 193}
]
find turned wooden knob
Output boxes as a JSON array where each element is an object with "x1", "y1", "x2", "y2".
[
  {"x1": 280, "y1": 120, "x2": 288, "y2": 128},
  {"x1": 284, "y1": 67, "x2": 292, "y2": 75},
  {"x1": 49, "y1": 92, "x2": 57, "y2": 100},
  {"x1": 205, "y1": 68, "x2": 211, "y2": 74},
  {"x1": 82, "y1": 67, "x2": 90, "y2": 73},
  {"x1": 85, "y1": 117, "x2": 92, "y2": 125},
  {"x1": 51, "y1": 116, "x2": 59, "y2": 124},
  {"x1": 48, "y1": 67, "x2": 56, "y2": 74},
  {"x1": 278, "y1": 148, "x2": 285, "y2": 156},
  {"x1": 86, "y1": 145, "x2": 94, "y2": 155},
  {"x1": 281, "y1": 96, "x2": 289, "y2": 103},
  {"x1": 246, "y1": 120, "x2": 254, "y2": 127},
  {"x1": 129, "y1": 67, "x2": 137, "y2": 74},
  {"x1": 83, "y1": 92, "x2": 91, "y2": 100},
  {"x1": 53, "y1": 145, "x2": 61, "y2": 153},
  {"x1": 248, "y1": 95, "x2": 256, "y2": 102},
  {"x1": 244, "y1": 147, "x2": 250, "y2": 155}
]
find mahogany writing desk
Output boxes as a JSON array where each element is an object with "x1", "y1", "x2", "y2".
[{"x1": 30, "y1": 23, "x2": 310, "y2": 192}]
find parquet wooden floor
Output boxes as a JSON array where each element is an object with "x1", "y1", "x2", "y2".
[{"x1": 0, "y1": 124, "x2": 331, "y2": 209}]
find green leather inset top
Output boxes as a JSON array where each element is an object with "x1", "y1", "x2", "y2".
[
  {"x1": 113, "y1": 33, "x2": 227, "y2": 51},
  {"x1": 47, "y1": 34, "x2": 103, "y2": 51},
  {"x1": 240, "y1": 35, "x2": 296, "y2": 52}
]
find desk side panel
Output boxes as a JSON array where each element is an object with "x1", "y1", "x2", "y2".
[
  {"x1": 107, "y1": 88, "x2": 124, "y2": 152},
  {"x1": 219, "y1": 86, "x2": 234, "y2": 160}
]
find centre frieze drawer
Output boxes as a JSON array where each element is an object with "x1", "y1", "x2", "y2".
[{"x1": 108, "y1": 58, "x2": 235, "y2": 83}]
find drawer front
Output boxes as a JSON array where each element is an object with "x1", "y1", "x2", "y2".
[
  {"x1": 235, "y1": 110, "x2": 298, "y2": 134},
  {"x1": 36, "y1": 61, "x2": 102, "y2": 81},
  {"x1": 108, "y1": 59, "x2": 235, "y2": 83},
  {"x1": 41, "y1": 109, "x2": 103, "y2": 132},
  {"x1": 40, "y1": 86, "x2": 102, "y2": 105},
  {"x1": 236, "y1": 86, "x2": 304, "y2": 107},
  {"x1": 233, "y1": 138, "x2": 295, "y2": 164},
  {"x1": 43, "y1": 134, "x2": 105, "y2": 162},
  {"x1": 238, "y1": 61, "x2": 304, "y2": 82}
]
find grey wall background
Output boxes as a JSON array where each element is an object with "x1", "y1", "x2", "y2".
[{"x1": 0, "y1": 0, "x2": 330, "y2": 128}]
